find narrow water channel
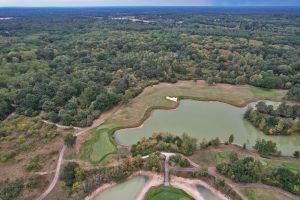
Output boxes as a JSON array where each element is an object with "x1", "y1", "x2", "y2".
[
  {"x1": 115, "y1": 100, "x2": 300, "y2": 155},
  {"x1": 93, "y1": 176, "x2": 148, "y2": 200},
  {"x1": 197, "y1": 185, "x2": 223, "y2": 200}
]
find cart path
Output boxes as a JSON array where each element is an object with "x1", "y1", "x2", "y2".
[{"x1": 36, "y1": 105, "x2": 121, "y2": 200}]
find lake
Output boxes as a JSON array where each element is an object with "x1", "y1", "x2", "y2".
[{"x1": 115, "y1": 100, "x2": 300, "y2": 156}]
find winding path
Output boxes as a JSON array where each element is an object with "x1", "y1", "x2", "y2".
[
  {"x1": 208, "y1": 166, "x2": 300, "y2": 200},
  {"x1": 36, "y1": 146, "x2": 66, "y2": 200},
  {"x1": 35, "y1": 105, "x2": 121, "y2": 200}
]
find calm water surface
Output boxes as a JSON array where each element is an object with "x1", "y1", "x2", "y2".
[
  {"x1": 116, "y1": 100, "x2": 300, "y2": 155},
  {"x1": 197, "y1": 185, "x2": 223, "y2": 200},
  {"x1": 93, "y1": 176, "x2": 147, "y2": 200}
]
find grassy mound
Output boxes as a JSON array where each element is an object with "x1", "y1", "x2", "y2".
[{"x1": 145, "y1": 185, "x2": 194, "y2": 200}]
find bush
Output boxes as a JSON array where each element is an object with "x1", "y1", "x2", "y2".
[
  {"x1": 253, "y1": 139, "x2": 281, "y2": 156},
  {"x1": 0, "y1": 180, "x2": 23, "y2": 200},
  {"x1": 61, "y1": 162, "x2": 79, "y2": 188},
  {"x1": 169, "y1": 154, "x2": 190, "y2": 168},
  {"x1": 0, "y1": 151, "x2": 16, "y2": 162},
  {"x1": 228, "y1": 134, "x2": 234, "y2": 144},
  {"x1": 294, "y1": 150, "x2": 300, "y2": 158},
  {"x1": 64, "y1": 134, "x2": 77, "y2": 147},
  {"x1": 209, "y1": 137, "x2": 220, "y2": 147},
  {"x1": 26, "y1": 180, "x2": 38, "y2": 190},
  {"x1": 26, "y1": 155, "x2": 41, "y2": 171},
  {"x1": 262, "y1": 168, "x2": 300, "y2": 196},
  {"x1": 216, "y1": 157, "x2": 262, "y2": 183}
]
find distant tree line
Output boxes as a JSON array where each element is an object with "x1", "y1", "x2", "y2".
[{"x1": 1, "y1": 9, "x2": 300, "y2": 127}]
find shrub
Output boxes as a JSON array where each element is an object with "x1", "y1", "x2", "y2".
[
  {"x1": 253, "y1": 139, "x2": 281, "y2": 156},
  {"x1": 64, "y1": 134, "x2": 77, "y2": 147},
  {"x1": 0, "y1": 151, "x2": 16, "y2": 162},
  {"x1": 61, "y1": 162, "x2": 79, "y2": 188},
  {"x1": 0, "y1": 180, "x2": 23, "y2": 200},
  {"x1": 262, "y1": 168, "x2": 300, "y2": 196},
  {"x1": 209, "y1": 137, "x2": 220, "y2": 147},
  {"x1": 26, "y1": 156, "x2": 41, "y2": 171},
  {"x1": 217, "y1": 157, "x2": 262, "y2": 183},
  {"x1": 228, "y1": 134, "x2": 234, "y2": 144},
  {"x1": 169, "y1": 154, "x2": 190, "y2": 167},
  {"x1": 294, "y1": 151, "x2": 300, "y2": 158}
]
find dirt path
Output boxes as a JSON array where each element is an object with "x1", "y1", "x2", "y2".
[
  {"x1": 170, "y1": 176, "x2": 229, "y2": 200},
  {"x1": 208, "y1": 166, "x2": 248, "y2": 200},
  {"x1": 136, "y1": 173, "x2": 163, "y2": 200},
  {"x1": 36, "y1": 105, "x2": 122, "y2": 200},
  {"x1": 237, "y1": 183, "x2": 300, "y2": 200},
  {"x1": 208, "y1": 166, "x2": 300, "y2": 200},
  {"x1": 36, "y1": 146, "x2": 66, "y2": 200}
]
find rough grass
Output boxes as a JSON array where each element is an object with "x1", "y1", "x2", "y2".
[
  {"x1": 79, "y1": 128, "x2": 117, "y2": 163},
  {"x1": 241, "y1": 187, "x2": 293, "y2": 200},
  {"x1": 264, "y1": 160, "x2": 300, "y2": 173},
  {"x1": 145, "y1": 185, "x2": 194, "y2": 200},
  {"x1": 190, "y1": 148, "x2": 300, "y2": 173},
  {"x1": 188, "y1": 151, "x2": 234, "y2": 168},
  {"x1": 107, "y1": 81, "x2": 286, "y2": 128},
  {"x1": 80, "y1": 81, "x2": 286, "y2": 163}
]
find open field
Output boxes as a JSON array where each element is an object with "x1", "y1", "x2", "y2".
[
  {"x1": 144, "y1": 185, "x2": 194, "y2": 200},
  {"x1": 241, "y1": 187, "x2": 294, "y2": 200},
  {"x1": 79, "y1": 80, "x2": 286, "y2": 163}
]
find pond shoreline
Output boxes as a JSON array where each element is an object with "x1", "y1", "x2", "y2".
[
  {"x1": 113, "y1": 98, "x2": 289, "y2": 147},
  {"x1": 84, "y1": 171, "x2": 162, "y2": 200},
  {"x1": 84, "y1": 170, "x2": 230, "y2": 200}
]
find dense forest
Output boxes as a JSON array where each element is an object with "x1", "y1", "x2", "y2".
[{"x1": 0, "y1": 8, "x2": 300, "y2": 126}]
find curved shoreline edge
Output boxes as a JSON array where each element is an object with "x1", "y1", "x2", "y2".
[
  {"x1": 112, "y1": 98, "x2": 285, "y2": 147},
  {"x1": 84, "y1": 171, "x2": 230, "y2": 200}
]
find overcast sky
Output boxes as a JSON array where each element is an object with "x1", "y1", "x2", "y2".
[{"x1": 1, "y1": 0, "x2": 300, "y2": 7}]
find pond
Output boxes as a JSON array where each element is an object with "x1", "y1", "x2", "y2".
[
  {"x1": 197, "y1": 185, "x2": 223, "y2": 200},
  {"x1": 115, "y1": 100, "x2": 300, "y2": 156},
  {"x1": 93, "y1": 176, "x2": 147, "y2": 200}
]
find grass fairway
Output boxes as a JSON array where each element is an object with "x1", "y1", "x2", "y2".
[
  {"x1": 145, "y1": 185, "x2": 194, "y2": 200},
  {"x1": 241, "y1": 187, "x2": 293, "y2": 200},
  {"x1": 79, "y1": 80, "x2": 286, "y2": 163},
  {"x1": 79, "y1": 128, "x2": 117, "y2": 163}
]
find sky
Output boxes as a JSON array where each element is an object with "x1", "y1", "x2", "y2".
[{"x1": 1, "y1": 0, "x2": 300, "y2": 7}]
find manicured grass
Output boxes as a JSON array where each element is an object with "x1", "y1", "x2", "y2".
[
  {"x1": 145, "y1": 185, "x2": 194, "y2": 200},
  {"x1": 241, "y1": 187, "x2": 293, "y2": 200},
  {"x1": 79, "y1": 128, "x2": 117, "y2": 163},
  {"x1": 79, "y1": 81, "x2": 286, "y2": 163}
]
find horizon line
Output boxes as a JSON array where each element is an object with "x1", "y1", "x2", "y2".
[{"x1": 1, "y1": 5, "x2": 300, "y2": 8}]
